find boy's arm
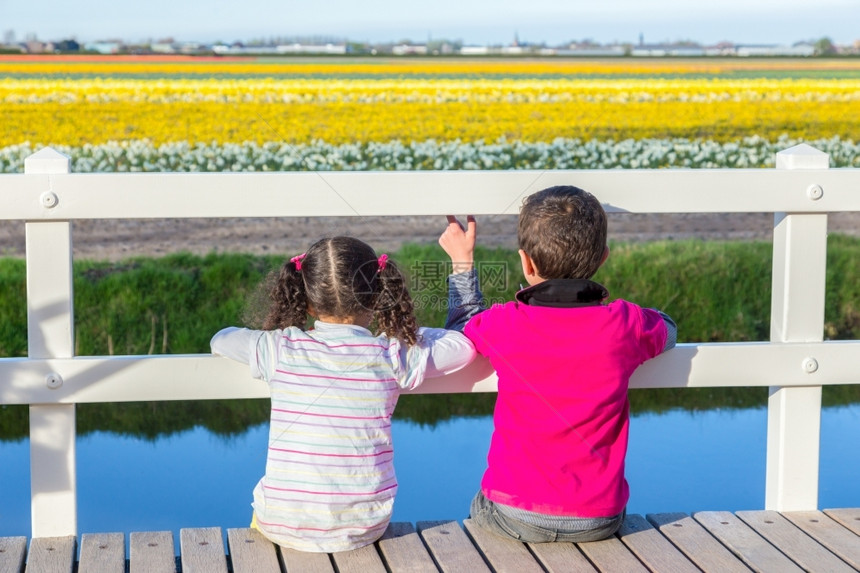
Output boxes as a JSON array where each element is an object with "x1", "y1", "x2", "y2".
[
  {"x1": 658, "y1": 310, "x2": 677, "y2": 351},
  {"x1": 439, "y1": 215, "x2": 484, "y2": 332},
  {"x1": 446, "y1": 269, "x2": 485, "y2": 332},
  {"x1": 439, "y1": 215, "x2": 476, "y2": 274}
]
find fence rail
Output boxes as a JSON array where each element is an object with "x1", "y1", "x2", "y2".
[
  {"x1": 1, "y1": 144, "x2": 858, "y2": 537},
  {"x1": 4, "y1": 165, "x2": 860, "y2": 220}
]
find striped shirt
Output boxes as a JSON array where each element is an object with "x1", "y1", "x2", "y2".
[{"x1": 211, "y1": 321, "x2": 475, "y2": 552}]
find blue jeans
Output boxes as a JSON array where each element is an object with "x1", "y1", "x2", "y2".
[{"x1": 469, "y1": 491, "x2": 625, "y2": 543}]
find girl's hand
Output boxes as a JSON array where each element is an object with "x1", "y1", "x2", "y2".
[{"x1": 439, "y1": 215, "x2": 476, "y2": 274}]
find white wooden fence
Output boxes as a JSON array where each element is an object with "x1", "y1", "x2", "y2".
[{"x1": 1, "y1": 144, "x2": 859, "y2": 538}]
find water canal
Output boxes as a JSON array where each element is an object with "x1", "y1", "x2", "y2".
[{"x1": 0, "y1": 388, "x2": 858, "y2": 538}]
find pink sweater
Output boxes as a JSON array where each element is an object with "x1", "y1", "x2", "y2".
[{"x1": 465, "y1": 299, "x2": 667, "y2": 517}]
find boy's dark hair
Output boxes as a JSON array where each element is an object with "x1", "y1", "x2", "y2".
[
  {"x1": 261, "y1": 236, "x2": 419, "y2": 346},
  {"x1": 517, "y1": 185, "x2": 607, "y2": 280}
]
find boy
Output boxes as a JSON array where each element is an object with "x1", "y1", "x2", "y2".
[{"x1": 439, "y1": 185, "x2": 676, "y2": 543}]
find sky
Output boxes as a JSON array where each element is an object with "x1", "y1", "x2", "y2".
[{"x1": 1, "y1": 0, "x2": 858, "y2": 47}]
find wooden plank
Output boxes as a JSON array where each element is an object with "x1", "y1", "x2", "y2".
[
  {"x1": 330, "y1": 543, "x2": 387, "y2": 573},
  {"x1": 736, "y1": 510, "x2": 854, "y2": 572},
  {"x1": 617, "y1": 513, "x2": 699, "y2": 572},
  {"x1": 24, "y1": 536, "x2": 76, "y2": 573},
  {"x1": 417, "y1": 521, "x2": 490, "y2": 573},
  {"x1": 782, "y1": 511, "x2": 860, "y2": 570},
  {"x1": 377, "y1": 522, "x2": 438, "y2": 572},
  {"x1": 226, "y1": 528, "x2": 280, "y2": 573},
  {"x1": 647, "y1": 512, "x2": 751, "y2": 572},
  {"x1": 824, "y1": 508, "x2": 860, "y2": 536},
  {"x1": 0, "y1": 537, "x2": 27, "y2": 573},
  {"x1": 179, "y1": 528, "x2": 228, "y2": 573},
  {"x1": 129, "y1": 531, "x2": 176, "y2": 573},
  {"x1": 694, "y1": 511, "x2": 803, "y2": 573},
  {"x1": 278, "y1": 547, "x2": 334, "y2": 573},
  {"x1": 577, "y1": 535, "x2": 648, "y2": 573},
  {"x1": 79, "y1": 533, "x2": 125, "y2": 573},
  {"x1": 526, "y1": 542, "x2": 596, "y2": 573},
  {"x1": 462, "y1": 519, "x2": 544, "y2": 573}
]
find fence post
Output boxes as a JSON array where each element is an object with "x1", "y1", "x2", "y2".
[
  {"x1": 24, "y1": 147, "x2": 77, "y2": 537},
  {"x1": 766, "y1": 144, "x2": 828, "y2": 511}
]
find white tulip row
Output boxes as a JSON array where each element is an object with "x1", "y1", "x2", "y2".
[{"x1": 2, "y1": 135, "x2": 857, "y2": 173}]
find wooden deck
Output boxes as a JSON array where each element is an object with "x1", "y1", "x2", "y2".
[{"x1": 2, "y1": 509, "x2": 858, "y2": 572}]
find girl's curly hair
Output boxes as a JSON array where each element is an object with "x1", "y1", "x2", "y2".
[{"x1": 259, "y1": 236, "x2": 419, "y2": 346}]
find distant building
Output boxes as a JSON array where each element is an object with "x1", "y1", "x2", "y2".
[
  {"x1": 499, "y1": 45, "x2": 525, "y2": 55},
  {"x1": 213, "y1": 44, "x2": 274, "y2": 55},
  {"x1": 213, "y1": 42, "x2": 346, "y2": 55},
  {"x1": 631, "y1": 44, "x2": 705, "y2": 57},
  {"x1": 24, "y1": 40, "x2": 50, "y2": 53},
  {"x1": 735, "y1": 43, "x2": 815, "y2": 57},
  {"x1": 561, "y1": 45, "x2": 626, "y2": 57},
  {"x1": 54, "y1": 39, "x2": 80, "y2": 53},
  {"x1": 392, "y1": 43, "x2": 427, "y2": 56},
  {"x1": 460, "y1": 45, "x2": 490, "y2": 55},
  {"x1": 704, "y1": 42, "x2": 737, "y2": 56},
  {"x1": 428, "y1": 42, "x2": 457, "y2": 55},
  {"x1": 84, "y1": 41, "x2": 122, "y2": 54},
  {"x1": 150, "y1": 42, "x2": 176, "y2": 54},
  {"x1": 3, "y1": 31, "x2": 848, "y2": 59},
  {"x1": 277, "y1": 43, "x2": 347, "y2": 54},
  {"x1": 177, "y1": 42, "x2": 206, "y2": 54}
]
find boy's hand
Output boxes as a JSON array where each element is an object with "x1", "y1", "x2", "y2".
[{"x1": 439, "y1": 215, "x2": 476, "y2": 274}]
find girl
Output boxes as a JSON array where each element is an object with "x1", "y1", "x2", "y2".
[{"x1": 210, "y1": 236, "x2": 475, "y2": 553}]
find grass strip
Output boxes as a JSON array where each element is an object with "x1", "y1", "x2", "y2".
[{"x1": 1, "y1": 237, "x2": 859, "y2": 439}]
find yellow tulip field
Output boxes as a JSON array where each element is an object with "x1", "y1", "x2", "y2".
[{"x1": 2, "y1": 55, "x2": 859, "y2": 171}]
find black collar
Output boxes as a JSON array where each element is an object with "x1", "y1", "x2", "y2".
[{"x1": 515, "y1": 279, "x2": 608, "y2": 308}]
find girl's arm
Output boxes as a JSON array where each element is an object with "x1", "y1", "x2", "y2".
[
  {"x1": 211, "y1": 327, "x2": 256, "y2": 362},
  {"x1": 396, "y1": 327, "x2": 476, "y2": 390},
  {"x1": 418, "y1": 327, "x2": 476, "y2": 378},
  {"x1": 210, "y1": 327, "x2": 276, "y2": 380}
]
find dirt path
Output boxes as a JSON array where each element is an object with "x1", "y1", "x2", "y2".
[{"x1": 1, "y1": 213, "x2": 858, "y2": 261}]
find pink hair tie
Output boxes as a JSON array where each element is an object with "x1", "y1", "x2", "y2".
[
  {"x1": 377, "y1": 254, "x2": 388, "y2": 272},
  {"x1": 290, "y1": 253, "x2": 306, "y2": 271}
]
